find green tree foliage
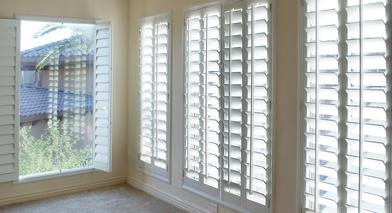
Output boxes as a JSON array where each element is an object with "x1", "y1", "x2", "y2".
[{"x1": 19, "y1": 125, "x2": 92, "y2": 176}]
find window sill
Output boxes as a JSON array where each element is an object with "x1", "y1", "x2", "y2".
[{"x1": 16, "y1": 167, "x2": 96, "y2": 184}]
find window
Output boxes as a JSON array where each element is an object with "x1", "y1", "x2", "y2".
[
  {"x1": 19, "y1": 21, "x2": 96, "y2": 178},
  {"x1": 138, "y1": 13, "x2": 171, "y2": 181},
  {"x1": 302, "y1": 0, "x2": 391, "y2": 212},
  {"x1": 0, "y1": 18, "x2": 112, "y2": 183},
  {"x1": 183, "y1": 0, "x2": 272, "y2": 211}
]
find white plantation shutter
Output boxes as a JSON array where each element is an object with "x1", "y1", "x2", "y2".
[
  {"x1": 222, "y1": 1, "x2": 271, "y2": 210},
  {"x1": 302, "y1": 0, "x2": 391, "y2": 212},
  {"x1": 184, "y1": 6, "x2": 221, "y2": 196},
  {"x1": 0, "y1": 20, "x2": 19, "y2": 183},
  {"x1": 93, "y1": 22, "x2": 112, "y2": 172},
  {"x1": 184, "y1": 1, "x2": 272, "y2": 211},
  {"x1": 138, "y1": 14, "x2": 170, "y2": 180}
]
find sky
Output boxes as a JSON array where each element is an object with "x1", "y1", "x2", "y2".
[{"x1": 21, "y1": 20, "x2": 73, "y2": 51}]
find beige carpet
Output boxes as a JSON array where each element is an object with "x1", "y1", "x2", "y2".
[{"x1": 0, "y1": 184, "x2": 186, "y2": 213}]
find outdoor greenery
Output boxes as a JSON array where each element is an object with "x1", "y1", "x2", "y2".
[{"x1": 19, "y1": 125, "x2": 92, "y2": 176}]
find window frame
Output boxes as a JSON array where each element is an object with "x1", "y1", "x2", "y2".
[
  {"x1": 297, "y1": 0, "x2": 392, "y2": 212},
  {"x1": 5, "y1": 16, "x2": 113, "y2": 183},
  {"x1": 181, "y1": 1, "x2": 276, "y2": 212},
  {"x1": 137, "y1": 12, "x2": 172, "y2": 183},
  {"x1": 297, "y1": 0, "x2": 307, "y2": 212}
]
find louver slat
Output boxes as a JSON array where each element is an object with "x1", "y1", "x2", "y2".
[
  {"x1": 303, "y1": 0, "x2": 390, "y2": 212},
  {"x1": 0, "y1": 20, "x2": 19, "y2": 183},
  {"x1": 139, "y1": 14, "x2": 170, "y2": 180}
]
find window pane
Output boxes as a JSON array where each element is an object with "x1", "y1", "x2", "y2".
[{"x1": 19, "y1": 21, "x2": 94, "y2": 177}]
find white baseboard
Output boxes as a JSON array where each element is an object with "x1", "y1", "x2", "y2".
[
  {"x1": 0, "y1": 176, "x2": 127, "y2": 207},
  {"x1": 127, "y1": 177, "x2": 210, "y2": 213}
]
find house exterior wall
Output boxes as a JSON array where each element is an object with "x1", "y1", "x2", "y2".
[
  {"x1": 0, "y1": 0, "x2": 129, "y2": 206},
  {"x1": 21, "y1": 58, "x2": 94, "y2": 95}
]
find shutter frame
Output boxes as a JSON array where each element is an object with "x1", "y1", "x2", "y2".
[
  {"x1": 183, "y1": 3, "x2": 222, "y2": 198},
  {"x1": 93, "y1": 21, "x2": 112, "y2": 172},
  {"x1": 0, "y1": 19, "x2": 20, "y2": 183},
  {"x1": 138, "y1": 12, "x2": 171, "y2": 182}
]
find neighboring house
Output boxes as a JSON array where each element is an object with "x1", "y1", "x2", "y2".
[{"x1": 20, "y1": 39, "x2": 94, "y2": 145}]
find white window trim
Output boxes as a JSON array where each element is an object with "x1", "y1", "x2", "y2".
[
  {"x1": 297, "y1": 1, "x2": 306, "y2": 212},
  {"x1": 16, "y1": 15, "x2": 97, "y2": 24},
  {"x1": 181, "y1": 1, "x2": 276, "y2": 212},
  {"x1": 137, "y1": 12, "x2": 172, "y2": 183},
  {"x1": 16, "y1": 167, "x2": 96, "y2": 184}
]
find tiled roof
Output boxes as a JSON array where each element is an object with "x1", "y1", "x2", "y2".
[
  {"x1": 21, "y1": 38, "x2": 93, "y2": 58},
  {"x1": 20, "y1": 86, "x2": 93, "y2": 120}
]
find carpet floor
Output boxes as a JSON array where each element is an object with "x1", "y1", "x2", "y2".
[{"x1": 0, "y1": 184, "x2": 186, "y2": 213}]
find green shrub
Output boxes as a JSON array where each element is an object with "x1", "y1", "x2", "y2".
[{"x1": 19, "y1": 124, "x2": 92, "y2": 176}]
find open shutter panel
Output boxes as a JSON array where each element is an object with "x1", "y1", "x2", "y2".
[
  {"x1": 93, "y1": 22, "x2": 112, "y2": 172},
  {"x1": 303, "y1": 0, "x2": 391, "y2": 212},
  {"x1": 184, "y1": 6, "x2": 221, "y2": 196},
  {"x1": 139, "y1": 14, "x2": 170, "y2": 179},
  {"x1": 0, "y1": 19, "x2": 19, "y2": 183},
  {"x1": 222, "y1": 1, "x2": 271, "y2": 210}
]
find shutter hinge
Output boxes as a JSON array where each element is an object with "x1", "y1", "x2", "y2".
[
  {"x1": 269, "y1": 3, "x2": 272, "y2": 12},
  {"x1": 267, "y1": 198, "x2": 271, "y2": 208}
]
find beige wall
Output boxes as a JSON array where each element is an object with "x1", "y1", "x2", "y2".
[
  {"x1": 127, "y1": 0, "x2": 300, "y2": 213},
  {"x1": 0, "y1": 0, "x2": 129, "y2": 206}
]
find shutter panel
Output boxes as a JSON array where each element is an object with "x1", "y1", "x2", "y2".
[
  {"x1": 245, "y1": 1, "x2": 271, "y2": 207},
  {"x1": 184, "y1": 6, "x2": 221, "y2": 196},
  {"x1": 222, "y1": 1, "x2": 270, "y2": 210},
  {"x1": 345, "y1": 0, "x2": 389, "y2": 212},
  {"x1": 183, "y1": 1, "x2": 272, "y2": 211},
  {"x1": 303, "y1": 0, "x2": 340, "y2": 212},
  {"x1": 93, "y1": 22, "x2": 112, "y2": 172},
  {"x1": 0, "y1": 19, "x2": 19, "y2": 183},
  {"x1": 139, "y1": 14, "x2": 170, "y2": 180},
  {"x1": 302, "y1": 0, "x2": 391, "y2": 212}
]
